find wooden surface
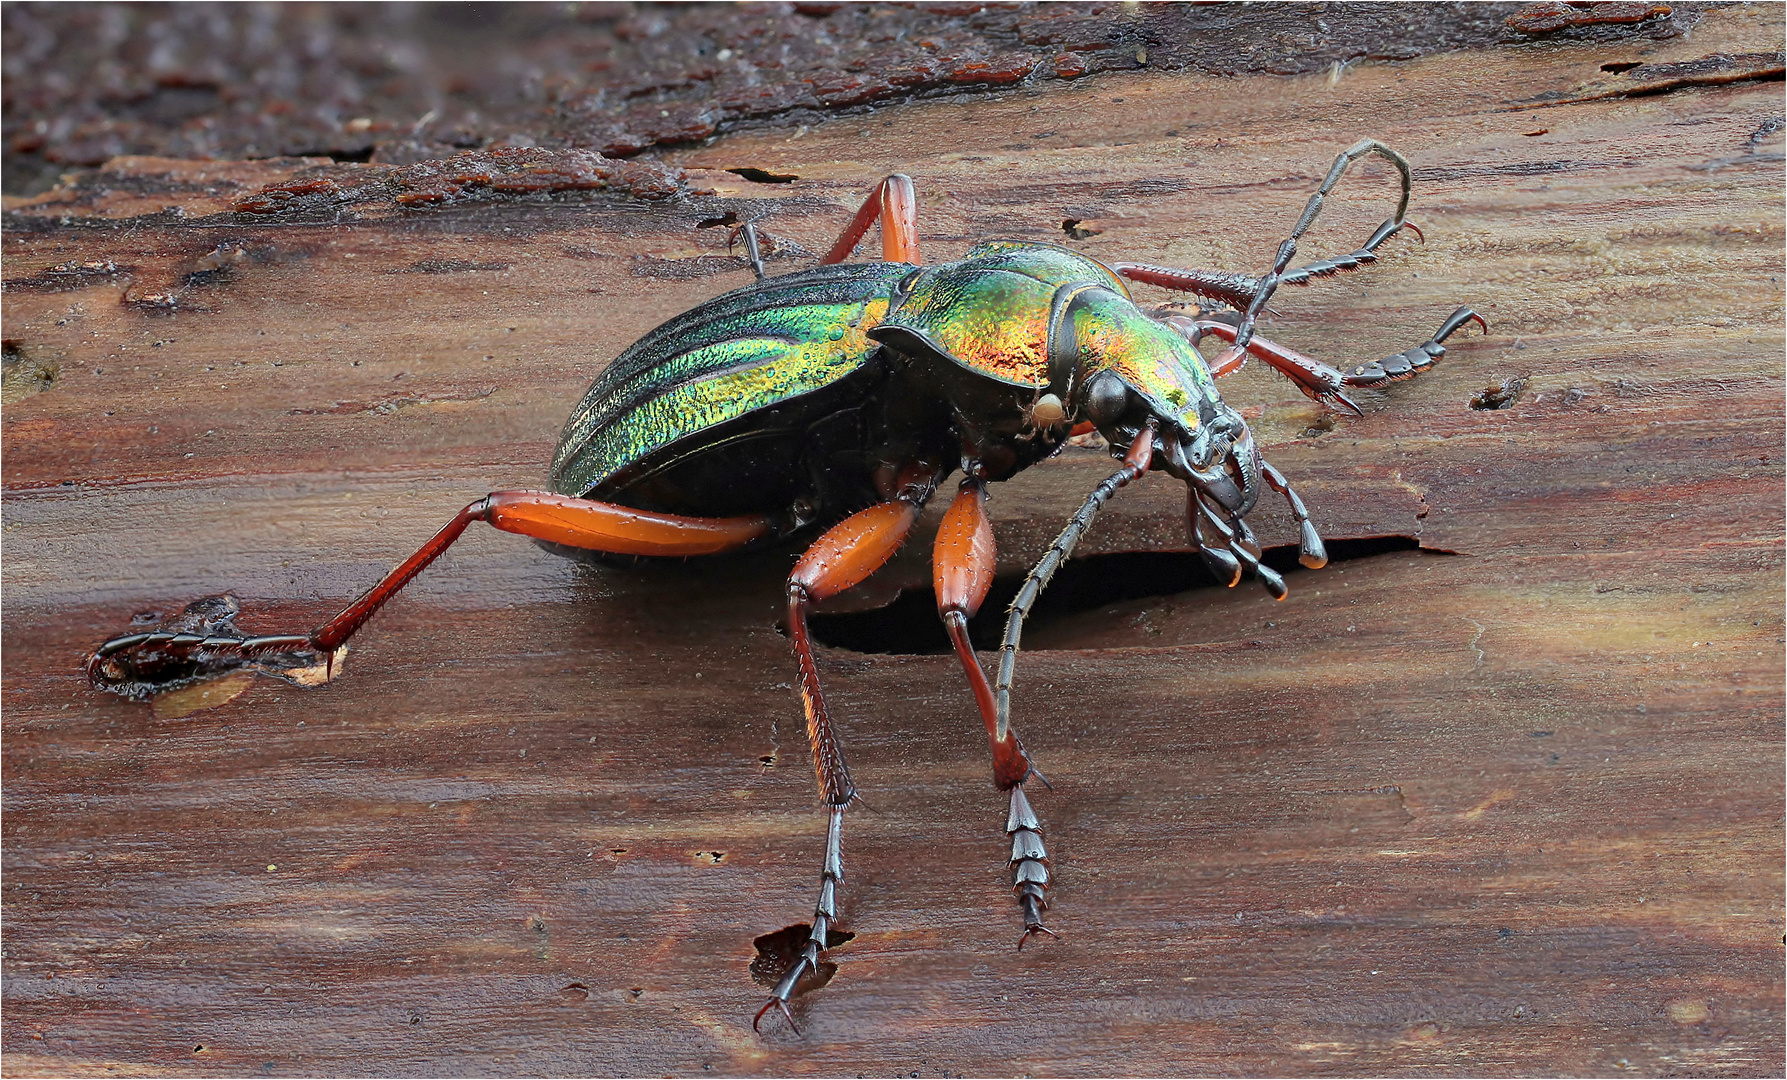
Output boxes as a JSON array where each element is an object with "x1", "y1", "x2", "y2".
[
  {"x1": 4, "y1": 5, "x2": 1783, "y2": 1076},
  {"x1": 2, "y1": 1, "x2": 1686, "y2": 195}
]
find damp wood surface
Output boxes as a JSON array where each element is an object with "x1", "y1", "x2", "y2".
[{"x1": 3, "y1": 8, "x2": 1784, "y2": 1078}]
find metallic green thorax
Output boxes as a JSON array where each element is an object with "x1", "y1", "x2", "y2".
[
  {"x1": 550, "y1": 262, "x2": 913, "y2": 497},
  {"x1": 875, "y1": 242, "x2": 1128, "y2": 388},
  {"x1": 874, "y1": 240, "x2": 1221, "y2": 433}
]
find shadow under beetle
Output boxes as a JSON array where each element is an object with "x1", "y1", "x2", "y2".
[{"x1": 90, "y1": 139, "x2": 1485, "y2": 1033}]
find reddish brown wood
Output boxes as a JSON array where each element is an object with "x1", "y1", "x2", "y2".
[
  {"x1": 13, "y1": 2, "x2": 1693, "y2": 195},
  {"x1": 4, "y1": 5, "x2": 1782, "y2": 1075}
]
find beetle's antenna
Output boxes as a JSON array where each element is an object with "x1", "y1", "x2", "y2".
[{"x1": 993, "y1": 424, "x2": 1155, "y2": 739}]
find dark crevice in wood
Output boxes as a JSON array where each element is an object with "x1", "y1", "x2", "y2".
[
  {"x1": 725, "y1": 167, "x2": 800, "y2": 184},
  {"x1": 288, "y1": 146, "x2": 377, "y2": 163},
  {"x1": 808, "y1": 536, "x2": 1440, "y2": 655}
]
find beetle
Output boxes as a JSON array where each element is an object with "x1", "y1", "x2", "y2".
[{"x1": 89, "y1": 139, "x2": 1484, "y2": 1032}]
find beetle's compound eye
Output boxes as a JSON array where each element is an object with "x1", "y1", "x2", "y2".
[
  {"x1": 1031, "y1": 393, "x2": 1066, "y2": 426},
  {"x1": 1082, "y1": 370, "x2": 1130, "y2": 428}
]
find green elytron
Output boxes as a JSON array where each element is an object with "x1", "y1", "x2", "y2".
[
  {"x1": 550, "y1": 241, "x2": 1237, "y2": 519},
  {"x1": 90, "y1": 141, "x2": 1484, "y2": 1031}
]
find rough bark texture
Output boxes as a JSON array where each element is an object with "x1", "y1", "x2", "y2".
[
  {"x1": 3, "y1": 3, "x2": 1783, "y2": 1076},
  {"x1": 2, "y1": 0, "x2": 1718, "y2": 195}
]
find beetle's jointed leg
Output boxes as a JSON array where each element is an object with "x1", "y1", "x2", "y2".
[
  {"x1": 1178, "y1": 139, "x2": 1413, "y2": 382},
  {"x1": 931, "y1": 471, "x2": 1053, "y2": 944},
  {"x1": 1110, "y1": 146, "x2": 1419, "y2": 314},
  {"x1": 1168, "y1": 317, "x2": 1364, "y2": 414},
  {"x1": 88, "y1": 492, "x2": 773, "y2": 698},
  {"x1": 1274, "y1": 217, "x2": 1423, "y2": 288},
  {"x1": 934, "y1": 474, "x2": 1013, "y2": 777},
  {"x1": 820, "y1": 174, "x2": 921, "y2": 266},
  {"x1": 1165, "y1": 305, "x2": 1485, "y2": 414},
  {"x1": 759, "y1": 467, "x2": 936, "y2": 1033},
  {"x1": 1108, "y1": 265, "x2": 1262, "y2": 313},
  {"x1": 979, "y1": 426, "x2": 1156, "y2": 942},
  {"x1": 1111, "y1": 214, "x2": 1422, "y2": 312},
  {"x1": 730, "y1": 220, "x2": 769, "y2": 280},
  {"x1": 1342, "y1": 306, "x2": 1487, "y2": 388}
]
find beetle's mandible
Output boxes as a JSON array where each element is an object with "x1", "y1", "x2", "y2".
[{"x1": 89, "y1": 139, "x2": 1484, "y2": 1033}]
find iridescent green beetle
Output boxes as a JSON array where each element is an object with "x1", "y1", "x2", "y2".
[{"x1": 90, "y1": 139, "x2": 1484, "y2": 1032}]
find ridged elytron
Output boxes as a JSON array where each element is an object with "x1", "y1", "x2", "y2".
[{"x1": 91, "y1": 139, "x2": 1484, "y2": 1032}]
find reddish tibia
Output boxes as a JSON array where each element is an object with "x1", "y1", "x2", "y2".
[
  {"x1": 932, "y1": 476, "x2": 1030, "y2": 787},
  {"x1": 947, "y1": 611, "x2": 1029, "y2": 789},
  {"x1": 820, "y1": 174, "x2": 922, "y2": 266},
  {"x1": 1111, "y1": 262, "x2": 1258, "y2": 310},
  {"x1": 312, "y1": 499, "x2": 488, "y2": 652},
  {"x1": 786, "y1": 587, "x2": 854, "y2": 807},
  {"x1": 1179, "y1": 320, "x2": 1361, "y2": 415}
]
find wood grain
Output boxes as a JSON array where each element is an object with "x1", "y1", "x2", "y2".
[{"x1": 4, "y1": 6, "x2": 1782, "y2": 1075}]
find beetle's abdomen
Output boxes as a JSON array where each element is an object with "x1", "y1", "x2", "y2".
[{"x1": 551, "y1": 262, "x2": 914, "y2": 499}]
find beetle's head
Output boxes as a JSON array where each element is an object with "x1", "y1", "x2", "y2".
[
  {"x1": 1067, "y1": 289, "x2": 1261, "y2": 519},
  {"x1": 865, "y1": 247, "x2": 1262, "y2": 518}
]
